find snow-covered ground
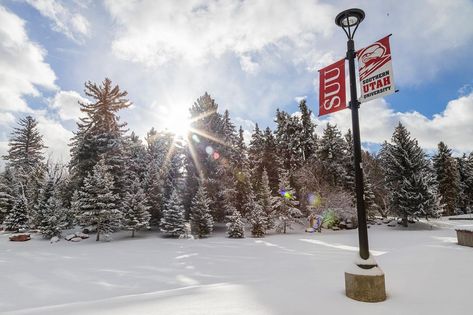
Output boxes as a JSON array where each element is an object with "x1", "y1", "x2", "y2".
[{"x1": 2, "y1": 218, "x2": 473, "y2": 315}]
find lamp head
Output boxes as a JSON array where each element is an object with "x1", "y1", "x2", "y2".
[{"x1": 335, "y1": 8, "x2": 365, "y2": 39}]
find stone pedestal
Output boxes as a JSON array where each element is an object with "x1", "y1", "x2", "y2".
[{"x1": 345, "y1": 265, "x2": 386, "y2": 302}]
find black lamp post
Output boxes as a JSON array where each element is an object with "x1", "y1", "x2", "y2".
[{"x1": 335, "y1": 8, "x2": 374, "y2": 267}]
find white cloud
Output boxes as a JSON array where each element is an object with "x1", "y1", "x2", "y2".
[
  {"x1": 104, "y1": 0, "x2": 335, "y2": 67},
  {"x1": 25, "y1": 0, "x2": 90, "y2": 42},
  {"x1": 0, "y1": 5, "x2": 57, "y2": 112},
  {"x1": 49, "y1": 90, "x2": 89, "y2": 121},
  {"x1": 0, "y1": 113, "x2": 15, "y2": 127},
  {"x1": 35, "y1": 113, "x2": 73, "y2": 163},
  {"x1": 315, "y1": 92, "x2": 473, "y2": 153}
]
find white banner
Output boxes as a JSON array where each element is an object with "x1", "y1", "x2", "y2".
[{"x1": 357, "y1": 35, "x2": 395, "y2": 103}]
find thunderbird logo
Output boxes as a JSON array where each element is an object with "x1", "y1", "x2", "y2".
[{"x1": 358, "y1": 40, "x2": 391, "y2": 80}]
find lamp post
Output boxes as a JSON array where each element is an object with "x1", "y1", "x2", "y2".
[
  {"x1": 335, "y1": 8, "x2": 386, "y2": 302},
  {"x1": 335, "y1": 8, "x2": 373, "y2": 266}
]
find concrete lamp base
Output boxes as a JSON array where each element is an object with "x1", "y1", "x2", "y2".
[{"x1": 345, "y1": 258, "x2": 386, "y2": 302}]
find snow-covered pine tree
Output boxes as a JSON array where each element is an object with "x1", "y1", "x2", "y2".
[
  {"x1": 143, "y1": 161, "x2": 164, "y2": 225},
  {"x1": 247, "y1": 190, "x2": 267, "y2": 237},
  {"x1": 123, "y1": 132, "x2": 147, "y2": 184},
  {"x1": 160, "y1": 188, "x2": 186, "y2": 237},
  {"x1": 69, "y1": 79, "x2": 130, "y2": 204},
  {"x1": 272, "y1": 166, "x2": 302, "y2": 234},
  {"x1": 3, "y1": 116, "x2": 46, "y2": 212},
  {"x1": 248, "y1": 123, "x2": 265, "y2": 191},
  {"x1": 37, "y1": 188, "x2": 68, "y2": 238},
  {"x1": 77, "y1": 158, "x2": 121, "y2": 241},
  {"x1": 122, "y1": 177, "x2": 151, "y2": 237},
  {"x1": 3, "y1": 187, "x2": 29, "y2": 232},
  {"x1": 298, "y1": 99, "x2": 317, "y2": 161},
  {"x1": 3, "y1": 116, "x2": 46, "y2": 173},
  {"x1": 380, "y1": 123, "x2": 441, "y2": 226},
  {"x1": 262, "y1": 127, "x2": 280, "y2": 193},
  {"x1": 190, "y1": 184, "x2": 214, "y2": 238},
  {"x1": 226, "y1": 209, "x2": 245, "y2": 238},
  {"x1": 316, "y1": 123, "x2": 347, "y2": 187},
  {"x1": 432, "y1": 142, "x2": 460, "y2": 216},
  {"x1": 233, "y1": 126, "x2": 253, "y2": 217},
  {"x1": 185, "y1": 93, "x2": 225, "y2": 221},
  {"x1": 0, "y1": 168, "x2": 16, "y2": 224},
  {"x1": 456, "y1": 154, "x2": 473, "y2": 213},
  {"x1": 275, "y1": 109, "x2": 303, "y2": 173},
  {"x1": 259, "y1": 168, "x2": 274, "y2": 230}
]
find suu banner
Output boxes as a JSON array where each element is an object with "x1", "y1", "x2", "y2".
[
  {"x1": 318, "y1": 59, "x2": 346, "y2": 116},
  {"x1": 357, "y1": 35, "x2": 395, "y2": 103}
]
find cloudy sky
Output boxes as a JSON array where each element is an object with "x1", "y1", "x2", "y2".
[{"x1": 1, "y1": 0, "x2": 473, "y2": 166}]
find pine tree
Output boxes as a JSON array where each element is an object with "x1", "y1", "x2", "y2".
[
  {"x1": 0, "y1": 168, "x2": 16, "y2": 223},
  {"x1": 248, "y1": 123, "x2": 265, "y2": 191},
  {"x1": 456, "y1": 154, "x2": 473, "y2": 213},
  {"x1": 143, "y1": 161, "x2": 164, "y2": 225},
  {"x1": 160, "y1": 188, "x2": 186, "y2": 237},
  {"x1": 272, "y1": 167, "x2": 302, "y2": 233},
  {"x1": 3, "y1": 116, "x2": 46, "y2": 173},
  {"x1": 316, "y1": 123, "x2": 347, "y2": 187},
  {"x1": 37, "y1": 190, "x2": 68, "y2": 238},
  {"x1": 247, "y1": 191, "x2": 267, "y2": 237},
  {"x1": 258, "y1": 168, "x2": 274, "y2": 230},
  {"x1": 433, "y1": 142, "x2": 460, "y2": 216},
  {"x1": 69, "y1": 78, "x2": 130, "y2": 203},
  {"x1": 275, "y1": 109, "x2": 303, "y2": 172},
  {"x1": 190, "y1": 184, "x2": 214, "y2": 238},
  {"x1": 262, "y1": 127, "x2": 280, "y2": 193},
  {"x1": 380, "y1": 123, "x2": 441, "y2": 225},
  {"x1": 298, "y1": 99, "x2": 317, "y2": 161},
  {"x1": 226, "y1": 209, "x2": 245, "y2": 238},
  {"x1": 122, "y1": 178, "x2": 151, "y2": 237},
  {"x1": 77, "y1": 158, "x2": 121, "y2": 241},
  {"x1": 3, "y1": 116, "x2": 46, "y2": 211},
  {"x1": 233, "y1": 126, "x2": 253, "y2": 217},
  {"x1": 185, "y1": 93, "x2": 225, "y2": 221},
  {"x1": 3, "y1": 188, "x2": 29, "y2": 232}
]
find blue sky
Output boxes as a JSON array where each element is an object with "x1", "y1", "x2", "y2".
[{"x1": 1, "y1": 0, "x2": 473, "y2": 165}]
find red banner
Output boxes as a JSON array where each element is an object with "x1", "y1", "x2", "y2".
[
  {"x1": 318, "y1": 59, "x2": 346, "y2": 116},
  {"x1": 357, "y1": 35, "x2": 395, "y2": 103}
]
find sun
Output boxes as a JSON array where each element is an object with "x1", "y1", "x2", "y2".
[{"x1": 163, "y1": 107, "x2": 191, "y2": 137}]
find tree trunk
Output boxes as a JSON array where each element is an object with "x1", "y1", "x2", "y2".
[
  {"x1": 96, "y1": 231, "x2": 100, "y2": 241},
  {"x1": 283, "y1": 222, "x2": 286, "y2": 234},
  {"x1": 402, "y1": 215, "x2": 408, "y2": 227},
  {"x1": 132, "y1": 229, "x2": 135, "y2": 238}
]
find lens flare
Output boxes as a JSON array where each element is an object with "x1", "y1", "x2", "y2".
[{"x1": 205, "y1": 146, "x2": 214, "y2": 155}]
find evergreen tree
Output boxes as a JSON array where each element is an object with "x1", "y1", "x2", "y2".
[
  {"x1": 190, "y1": 184, "x2": 214, "y2": 238},
  {"x1": 275, "y1": 109, "x2": 303, "y2": 172},
  {"x1": 3, "y1": 116, "x2": 46, "y2": 210},
  {"x1": 261, "y1": 127, "x2": 280, "y2": 193},
  {"x1": 226, "y1": 209, "x2": 245, "y2": 238},
  {"x1": 3, "y1": 188, "x2": 29, "y2": 232},
  {"x1": 143, "y1": 161, "x2": 164, "y2": 225},
  {"x1": 272, "y1": 167, "x2": 302, "y2": 233},
  {"x1": 0, "y1": 168, "x2": 16, "y2": 223},
  {"x1": 248, "y1": 191, "x2": 267, "y2": 237},
  {"x1": 69, "y1": 78, "x2": 130, "y2": 203},
  {"x1": 316, "y1": 123, "x2": 347, "y2": 187},
  {"x1": 234, "y1": 126, "x2": 253, "y2": 217},
  {"x1": 37, "y1": 189, "x2": 68, "y2": 238},
  {"x1": 248, "y1": 123, "x2": 265, "y2": 190},
  {"x1": 380, "y1": 123, "x2": 441, "y2": 226},
  {"x1": 184, "y1": 93, "x2": 224, "y2": 221},
  {"x1": 298, "y1": 99, "x2": 317, "y2": 161},
  {"x1": 160, "y1": 188, "x2": 186, "y2": 237},
  {"x1": 122, "y1": 178, "x2": 151, "y2": 237},
  {"x1": 258, "y1": 168, "x2": 274, "y2": 230},
  {"x1": 433, "y1": 142, "x2": 460, "y2": 216},
  {"x1": 343, "y1": 129, "x2": 355, "y2": 205},
  {"x1": 456, "y1": 154, "x2": 473, "y2": 213},
  {"x1": 3, "y1": 116, "x2": 46, "y2": 172},
  {"x1": 77, "y1": 158, "x2": 121, "y2": 241}
]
